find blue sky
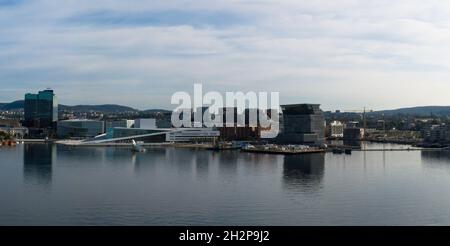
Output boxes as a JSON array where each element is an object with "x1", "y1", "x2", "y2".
[{"x1": 1, "y1": 0, "x2": 450, "y2": 110}]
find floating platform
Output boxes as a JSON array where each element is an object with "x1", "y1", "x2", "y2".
[
  {"x1": 207, "y1": 142, "x2": 242, "y2": 151},
  {"x1": 207, "y1": 146, "x2": 241, "y2": 151},
  {"x1": 241, "y1": 145, "x2": 325, "y2": 155}
]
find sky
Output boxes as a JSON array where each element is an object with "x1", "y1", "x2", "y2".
[{"x1": 1, "y1": 0, "x2": 450, "y2": 111}]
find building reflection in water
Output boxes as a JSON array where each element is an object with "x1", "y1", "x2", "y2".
[
  {"x1": 343, "y1": 140, "x2": 362, "y2": 149},
  {"x1": 216, "y1": 150, "x2": 240, "y2": 174},
  {"x1": 133, "y1": 148, "x2": 167, "y2": 174},
  {"x1": 194, "y1": 150, "x2": 212, "y2": 177},
  {"x1": 421, "y1": 150, "x2": 450, "y2": 169},
  {"x1": 283, "y1": 153, "x2": 325, "y2": 192},
  {"x1": 23, "y1": 143, "x2": 54, "y2": 187},
  {"x1": 56, "y1": 145, "x2": 106, "y2": 166}
]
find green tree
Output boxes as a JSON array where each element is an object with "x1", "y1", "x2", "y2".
[{"x1": 0, "y1": 131, "x2": 12, "y2": 141}]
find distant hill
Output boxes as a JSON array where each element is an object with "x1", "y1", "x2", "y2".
[
  {"x1": 0, "y1": 100, "x2": 24, "y2": 111},
  {"x1": 59, "y1": 104, "x2": 138, "y2": 113},
  {"x1": 371, "y1": 106, "x2": 450, "y2": 117},
  {"x1": 2, "y1": 100, "x2": 449, "y2": 116},
  {"x1": 142, "y1": 109, "x2": 171, "y2": 114},
  {"x1": 0, "y1": 100, "x2": 169, "y2": 113},
  {"x1": 0, "y1": 100, "x2": 138, "y2": 113}
]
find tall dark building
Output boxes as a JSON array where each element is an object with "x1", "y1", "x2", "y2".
[
  {"x1": 24, "y1": 89, "x2": 58, "y2": 129},
  {"x1": 277, "y1": 104, "x2": 325, "y2": 146}
]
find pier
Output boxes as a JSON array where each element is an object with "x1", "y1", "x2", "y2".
[
  {"x1": 351, "y1": 148, "x2": 445, "y2": 152},
  {"x1": 242, "y1": 145, "x2": 326, "y2": 155}
]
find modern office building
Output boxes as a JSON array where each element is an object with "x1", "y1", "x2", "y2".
[
  {"x1": 57, "y1": 119, "x2": 104, "y2": 139},
  {"x1": 134, "y1": 118, "x2": 156, "y2": 129},
  {"x1": 134, "y1": 118, "x2": 172, "y2": 129},
  {"x1": 155, "y1": 115, "x2": 172, "y2": 128},
  {"x1": 277, "y1": 104, "x2": 326, "y2": 146},
  {"x1": 24, "y1": 89, "x2": 58, "y2": 129}
]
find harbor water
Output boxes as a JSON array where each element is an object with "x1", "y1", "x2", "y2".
[{"x1": 0, "y1": 143, "x2": 450, "y2": 225}]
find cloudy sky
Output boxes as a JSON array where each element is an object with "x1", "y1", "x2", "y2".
[{"x1": 1, "y1": 0, "x2": 450, "y2": 110}]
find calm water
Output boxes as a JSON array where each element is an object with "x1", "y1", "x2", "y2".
[{"x1": 1, "y1": 143, "x2": 450, "y2": 225}]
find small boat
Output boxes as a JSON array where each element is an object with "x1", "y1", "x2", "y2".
[
  {"x1": 344, "y1": 149, "x2": 352, "y2": 155},
  {"x1": 332, "y1": 148, "x2": 343, "y2": 154},
  {"x1": 131, "y1": 140, "x2": 146, "y2": 153}
]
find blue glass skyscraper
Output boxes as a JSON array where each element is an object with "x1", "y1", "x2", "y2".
[{"x1": 24, "y1": 89, "x2": 58, "y2": 129}]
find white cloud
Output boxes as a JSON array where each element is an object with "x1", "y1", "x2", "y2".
[{"x1": 1, "y1": 0, "x2": 450, "y2": 110}]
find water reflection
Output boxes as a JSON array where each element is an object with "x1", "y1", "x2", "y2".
[
  {"x1": 23, "y1": 144, "x2": 54, "y2": 186},
  {"x1": 133, "y1": 148, "x2": 167, "y2": 174},
  {"x1": 104, "y1": 147, "x2": 135, "y2": 164},
  {"x1": 194, "y1": 150, "x2": 212, "y2": 177},
  {"x1": 165, "y1": 148, "x2": 196, "y2": 171},
  {"x1": 283, "y1": 153, "x2": 325, "y2": 192},
  {"x1": 56, "y1": 145, "x2": 106, "y2": 166},
  {"x1": 343, "y1": 140, "x2": 362, "y2": 149},
  {"x1": 421, "y1": 150, "x2": 450, "y2": 169},
  {"x1": 216, "y1": 150, "x2": 240, "y2": 174}
]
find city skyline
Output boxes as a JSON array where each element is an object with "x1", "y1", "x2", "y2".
[{"x1": 1, "y1": 1, "x2": 450, "y2": 111}]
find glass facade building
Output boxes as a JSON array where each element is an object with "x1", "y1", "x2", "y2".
[
  {"x1": 24, "y1": 89, "x2": 58, "y2": 128},
  {"x1": 57, "y1": 119, "x2": 104, "y2": 139},
  {"x1": 277, "y1": 104, "x2": 326, "y2": 146}
]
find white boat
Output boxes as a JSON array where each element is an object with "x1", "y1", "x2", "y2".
[{"x1": 131, "y1": 140, "x2": 146, "y2": 153}]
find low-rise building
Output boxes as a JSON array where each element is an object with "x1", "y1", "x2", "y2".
[
  {"x1": 0, "y1": 119, "x2": 21, "y2": 128},
  {"x1": 134, "y1": 118, "x2": 156, "y2": 129},
  {"x1": 166, "y1": 128, "x2": 220, "y2": 142},
  {"x1": 424, "y1": 124, "x2": 450, "y2": 144},
  {"x1": 343, "y1": 127, "x2": 364, "y2": 141},
  {"x1": 0, "y1": 119, "x2": 28, "y2": 138},
  {"x1": 0, "y1": 127, "x2": 28, "y2": 139},
  {"x1": 328, "y1": 121, "x2": 344, "y2": 138}
]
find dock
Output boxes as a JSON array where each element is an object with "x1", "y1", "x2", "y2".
[
  {"x1": 17, "y1": 139, "x2": 53, "y2": 143},
  {"x1": 242, "y1": 145, "x2": 325, "y2": 155},
  {"x1": 352, "y1": 148, "x2": 444, "y2": 152}
]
